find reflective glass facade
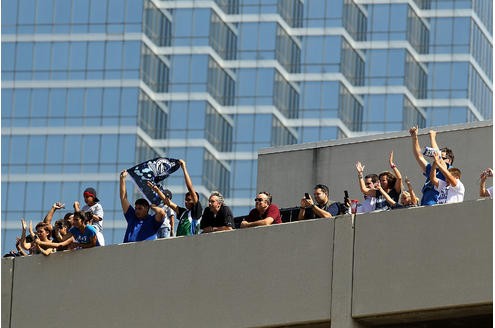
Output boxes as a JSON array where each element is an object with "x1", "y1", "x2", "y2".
[{"x1": 2, "y1": 0, "x2": 492, "y2": 251}]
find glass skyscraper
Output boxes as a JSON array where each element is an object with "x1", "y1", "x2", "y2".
[{"x1": 2, "y1": 0, "x2": 492, "y2": 251}]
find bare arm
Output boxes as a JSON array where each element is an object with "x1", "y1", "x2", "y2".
[
  {"x1": 356, "y1": 162, "x2": 375, "y2": 196},
  {"x1": 150, "y1": 204, "x2": 165, "y2": 223},
  {"x1": 36, "y1": 233, "x2": 74, "y2": 248},
  {"x1": 376, "y1": 185, "x2": 397, "y2": 207},
  {"x1": 44, "y1": 202, "x2": 64, "y2": 226},
  {"x1": 429, "y1": 160, "x2": 439, "y2": 187},
  {"x1": 203, "y1": 225, "x2": 233, "y2": 233},
  {"x1": 35, "y1": 243, "x2": 55, "y2": 256},
  {"x1": 240, "y1": 217, "x2": 274, "y2": 228},
  {"x1": 180, "y1": 160, "x2": 198, "y2": 204},
  {"x1": 16, "y1": 238, "x2": 28, "y2": 256},
  {"x1": 429, "y1": 130, "x2": 439, "y2": 150},
  {"x1": 169, "y1": 214, "x2": 175, "y2": 236},
  {"x1": 119, "y1": 170, "x2": 131, "y2": 214},
  {"x1": 20, "y1": 219, "x2": 31, "y2": 251},
  {"x1": 405, "y1": 177, "x2": 419, "y2": 206},
  {"x1": 409, "y1": 126, "x2": 427, "y2": 173},
  {"x1": 429, "y1": 130, "x2": 448, "y2": 170},
  {"x1": 389, "y1": 151, "x2": 403, "y2": 194},
  {"x1": 147, "y1": 181, "x2": 180, "y2": 214},
  {"x1": 73, "y1": 201, "x2": 81, "y2": 212},
  {"x1": 432, "y1": 153, "x2": 457, "y2": 186}
]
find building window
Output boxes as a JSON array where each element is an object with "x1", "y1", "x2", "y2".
[
  {"x1": 138, "y1": 91, "x2": 168, "y2": 140},
  {"x1": 205, "y1": 104, "x2": 233, "y2": 152},
  {"x1": 273, "y1": 71, "x2": 299, "y2": 118},
  {"x1": 143, "y1": 0, "x2": 172, "y2": 47}
]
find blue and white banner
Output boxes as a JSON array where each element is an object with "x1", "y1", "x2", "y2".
[{"x1": 127, "y1": 157, "x2": 181, "y2": 205}]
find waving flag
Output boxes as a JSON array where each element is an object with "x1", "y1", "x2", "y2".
[{"x1": 127, "y1": 157, "x2": 181, "y2": 205}]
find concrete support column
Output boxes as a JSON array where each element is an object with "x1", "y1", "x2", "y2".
[{"x1": 330, "y1": 215, "x2": 365, "y2": 328}]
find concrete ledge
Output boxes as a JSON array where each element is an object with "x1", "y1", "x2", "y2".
[
  {"x1": 1, "y1": 258, "x2": 13, "y2": 328},
  {"x1": 1, "y1": 199, "x2": 492, "y2": 328},
  {"x1": 5, "y1": 219, "x2": 335, "y2": 328},
  {"x1": 352, "y1": 199, "x2": 493, "y2": 323}
]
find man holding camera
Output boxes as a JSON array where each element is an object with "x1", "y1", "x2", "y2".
[{"x1": 298, "y1": 184, "x2": 347, "y2": 220}]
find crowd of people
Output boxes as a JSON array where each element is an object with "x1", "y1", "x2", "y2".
[{"x1": 4, "y1": 128, "x2": 492, "y2": 257}]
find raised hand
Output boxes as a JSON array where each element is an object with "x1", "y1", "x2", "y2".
[
  {"x1": 409, "y1": 126, "x2": 418, "y2": 136},
  {"x1": 355, "y1": 161, "x2": 365, "y2": 174}
]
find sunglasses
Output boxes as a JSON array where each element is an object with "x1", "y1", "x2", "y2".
[{"x1": 254, "y1": 198, "x2": 265, "y2": 202}]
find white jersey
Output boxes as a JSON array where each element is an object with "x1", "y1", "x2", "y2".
[
  {"x1": 435, "y1": 179, "x2": 465, "y2": 204},
  {"x1": 160, "y1": 205, "x2": 175, "y2": 229}
]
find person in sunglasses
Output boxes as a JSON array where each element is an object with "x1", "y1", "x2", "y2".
[
  {"x1": 240, "y1": 192, "x2": 281, "y2": 228},
  {"x1": 409, "y1": 127, "x2": 454, "y2": 206}
]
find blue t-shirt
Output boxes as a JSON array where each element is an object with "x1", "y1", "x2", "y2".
[
  {"x1": 69, "y1": 225, "x2": 100, "y2": 246},
  {"x1": 123, "y1": 206, "x2": 163, "y2": 243},
  {"x1": 421, "y1": 163, "x2": 449, "y2": 206}
]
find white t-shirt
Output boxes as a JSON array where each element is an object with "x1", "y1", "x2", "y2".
[
  {"x1": 356, "y1": 195, "x2": 376, "y2": 214},
  {"x1": 487, "y1": 186, "x2": 493, "y2": 199},
  {"x1": 435, "y1": 179, "x2": 465, "y2": 204},
  {"x1": 160, "y1": 205, "x2": 175, "y2": 229},
  {"x1": 82, "y1": 203, "x2": 104, "y2": 232}
]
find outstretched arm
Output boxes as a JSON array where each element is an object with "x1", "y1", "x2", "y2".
[
  {"x1": 356, "y1": 162, "x2": 375, "y2": 196},
  {"x1": 429, "y1": 129, "x2": 439, "y2": 151},
  {"x1": 20, "y1": 219, "x2": 30, "y2": 252},
  {"x1": 429, "y1": 130, "x2": 448, "y2": 170},
  {"x1": 147, "y1": 181, "x2": 180, "y2": 214},
  {"x1": 389, "y1": 151, "x2": 402, "y2": 194},
  {"x1": 119, "y1": 170, "x2": 131, "y2": 214},
  {"x1": 409, "y1": 126, "x2": 427, "y2": 173},
  {"x1": 43, "y1": 202, "x2": 64, "y2": 226},
  {"x1": 180, "y1": 160, "x2": 198, "y2": 204}
]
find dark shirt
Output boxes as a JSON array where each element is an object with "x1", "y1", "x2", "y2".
[
  {"x1": 247, "y1": 204, "x2": 282, "y2": 224},
  {"x1": 200, "y1": 205, "x2": 234, "y2": 229},
  {"x1": 303, "y1": 200, "x2": 341, "y2": 219}
]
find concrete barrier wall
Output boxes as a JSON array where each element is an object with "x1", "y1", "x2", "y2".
[
  {"x1": 2, "y1": 199, "x2": 491, "y2": 328},
  {"x1": 352, "y1": 199, "x2": 493, "y2": 325},
  {"x1": 3, "y1": 219, "x2": 335, "y2": 328},
  {"x1": 258, "y1": 122, "x2": 493, "y2": 209},
  {"x1": 1, "y1": 259, "x2": 13, "y2": 328}
]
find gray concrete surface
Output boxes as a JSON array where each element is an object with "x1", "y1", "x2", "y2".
[
  {"x1": 1, "y1": 258, "x2": 13, "y2": 328},
  {"x1": 352, "y1": 199, "x2": 492, "y2": 325},
  {"x1": 4, "y1": 219, "x2": 334, "y2": 328},
  {"x1": 2, "y1": 200, "x2": 491, "y2": 328}
]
